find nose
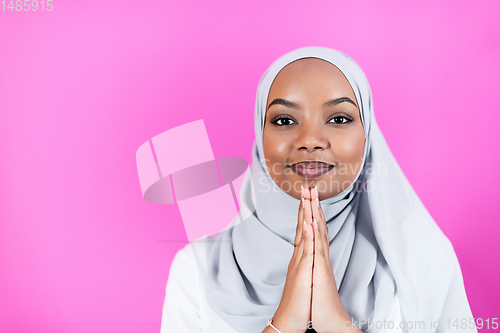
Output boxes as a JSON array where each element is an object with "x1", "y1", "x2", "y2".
[{"x1": 295, "y1": 124, "x2": 329, "y2": 152}]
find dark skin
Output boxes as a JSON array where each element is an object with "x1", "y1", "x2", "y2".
[
  {"x1": 262, "y1": 58, "x2": 365, "y2": 201},
  {"x1": 261, "y1": 58, "x2": 365, "y2": 333}
]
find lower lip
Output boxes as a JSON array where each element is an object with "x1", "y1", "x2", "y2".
[{"x1": 292, "y1": 165, "x2": 334, "y2": 178}]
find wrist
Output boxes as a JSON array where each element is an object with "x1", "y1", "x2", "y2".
[
  {"x1": 267, "y1": 319, "x2": 286, "y2": 333},
  {"x1": 271, "y1": 314, "x2": 305, "y2": 333}
]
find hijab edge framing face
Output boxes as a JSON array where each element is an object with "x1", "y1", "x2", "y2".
[{"x1": 253, "y1": 46, "x2": 373, "y2": 206}]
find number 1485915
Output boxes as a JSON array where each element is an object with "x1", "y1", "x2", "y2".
[{"x1": 2, "y1": 0, "x2": 53, "y2": 11}]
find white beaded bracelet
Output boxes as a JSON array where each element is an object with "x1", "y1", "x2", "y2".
[{"x1": 267, "y1": 319, "x2": 284, "y2": 333}]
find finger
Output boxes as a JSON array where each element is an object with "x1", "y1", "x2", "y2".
[
  {"x1": 302, "y1": 192, "x2": 316, "y2": 269},
  {"x1": 310, "y1": 185, "x2": 322, "y2": 219},
  {"x1": 300, "y1": 218, "x2": 314, "y2": 269},
  {"x1": 303, "y1": 189, "x2": 313, "y2": 228},
  {"x1": 315, "y1": 185, "x2": 326, "y2": 221},
  {"x1": 291, "y1": 204, "x2": 305, "y2": 265},
  {"x1": 294, "y1": 185, "x2": 305, "y2": 247},
  {"x1": 308, "y1": 185, "x2": 325, "y2": 223},
  {"x1": 292, "y1": 219, "x2": 308, "y2": 270},
  {"x1": 303, "y1": 186, "x2": 311, "y2": 200},
  {"x1": 313, "y1": 216, "x2": 327, "y2": 262},
  {"x1": 293, "y1": 193, "x2": 309, "y2": 264},
  {"x1": 293, "y1": 189, "x2": 307, "y2": 254},
  {"x1": 296, "y1": 219, "x2": 306, "y2": 255},
  {"x1": 311, "y1": 186, "x2": 329, "y2": 257}
]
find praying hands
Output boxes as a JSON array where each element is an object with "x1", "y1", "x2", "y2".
[{"x1": 263, "y1": 186, "x2": 362, "y2": 333}]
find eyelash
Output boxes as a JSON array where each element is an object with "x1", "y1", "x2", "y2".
[{"x1": 271, "y1": 114, "x2": 354, "y2": 126}]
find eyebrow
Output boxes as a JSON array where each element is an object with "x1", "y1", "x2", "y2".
[{"x1": 267, "y1": 97, "x2": 357, "y2": 110}]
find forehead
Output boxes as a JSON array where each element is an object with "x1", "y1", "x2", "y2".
[{"x1": 268, "y1": 57, "x2": 355, "y2": 98}]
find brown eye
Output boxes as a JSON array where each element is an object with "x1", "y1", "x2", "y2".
[
  {"x1": 329, "y1": 116, "x2": 352, "y2": 124},
  {"x1": 272, "y1": 116, "x2": 296, "y2": 126}
]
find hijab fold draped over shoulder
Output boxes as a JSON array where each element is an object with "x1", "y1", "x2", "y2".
[{"x1": 202, "y1": 47, "x2": 475, "y2": 333}]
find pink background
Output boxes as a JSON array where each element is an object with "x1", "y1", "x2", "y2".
[{"x1": 1, "y1": 1, "x2": 499, "y2": 332}]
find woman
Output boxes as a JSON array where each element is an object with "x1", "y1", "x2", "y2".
[{"x1": 160, "y1": 47, "x2": 476, "y2": 333}]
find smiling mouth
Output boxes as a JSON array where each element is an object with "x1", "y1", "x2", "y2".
[{"x1": 290, "y1": 161, "x2": 334, "y2": 178}]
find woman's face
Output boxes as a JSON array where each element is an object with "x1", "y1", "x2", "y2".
[{"x1": 263, "y1": 58, "x2": 365, "y2": 201}]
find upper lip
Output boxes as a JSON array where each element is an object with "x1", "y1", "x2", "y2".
[{"x1": 290, "y1": 160, "x2": 335, "y2": 168}]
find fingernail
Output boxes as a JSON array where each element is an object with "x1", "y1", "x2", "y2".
[
  {"x1": 314, "y1": 185, "x2": 318, "y2": 197},
  {"x1": 313, "y1": 219, "x2": 318, "y2": 230},
  {"x1": 316, "y1": 196, "x2": 320, "y2": 208}
]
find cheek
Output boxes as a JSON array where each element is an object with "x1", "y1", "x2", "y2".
[
  {"x1": 263, "y1": 132, "x2": 293, "y2": 175},
  {"x1": 332, "y1": 130, "x2": 365, "y2": 165},
  {"x1": 271, "y1": 140, "x2": 292, "y2": 158}
]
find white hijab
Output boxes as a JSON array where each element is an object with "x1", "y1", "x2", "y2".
[{"x1": 203, "y1": 46, "x2": 475, "y2": 333}]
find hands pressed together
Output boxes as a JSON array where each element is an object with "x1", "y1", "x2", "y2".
[{"x1": 264, "y1": 186, "x2": 362, "y2": 333}]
